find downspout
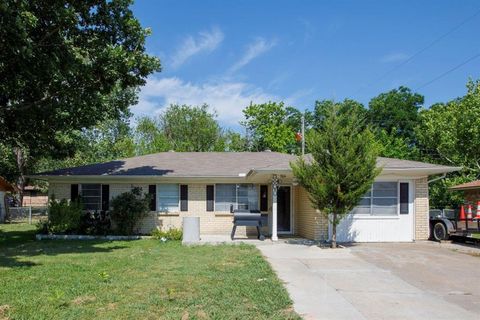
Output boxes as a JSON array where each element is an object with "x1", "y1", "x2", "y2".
[{"x1": 428, "y1": 173, "x2": 447, "y2": 184}]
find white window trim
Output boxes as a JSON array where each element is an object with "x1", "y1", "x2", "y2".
[{"x1": 156, "y1": 183, "x2": 180, "y2": 213}]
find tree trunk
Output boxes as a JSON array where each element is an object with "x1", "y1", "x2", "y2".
[
  {"x1": 331, "y1": 212, "x2": 337, "y2": 248},
  {"x1": 14, "y1": 147, "x2": 26, "y2": 206}
]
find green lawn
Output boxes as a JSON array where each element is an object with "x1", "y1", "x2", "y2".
[{"x1": 0, "y1": 223, "x2": 299, "y2": 320}]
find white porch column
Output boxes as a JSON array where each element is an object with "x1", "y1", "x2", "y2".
[{"x1": 271, "y1": 174, "x2": 279, "y2": 241}]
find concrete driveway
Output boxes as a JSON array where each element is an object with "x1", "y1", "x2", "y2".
[{"x1": 256, "y1": 241, "x2": 480, "y2": 320}]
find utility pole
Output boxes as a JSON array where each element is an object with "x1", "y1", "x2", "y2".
[{"x1": 301, "y1": 113, "x2": 305, "y2": 156}]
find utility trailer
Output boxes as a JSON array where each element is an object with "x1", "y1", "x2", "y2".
[{"x1": 429, "y1": 208, "x2": 480, "y2": 242}]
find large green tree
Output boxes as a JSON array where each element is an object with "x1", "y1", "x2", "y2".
[
  {"x1": 368, "y1": 86, "x2": 423, "y2": 142},
  {"x1": 0, "y1": 0, "x2": 160, "y2": 195},
  {"x1": 134, "y1": 116, "x2": 171, "y2": 155},
  {"x1": 37, "y1": 115, "x2": 136, "y2": 172},
  {"x1": 313, "y1": 99, "x2": 366, "y2": 131},
  {"x1": 416, "y1": 80, "x2": 480, "y2": 208},
  {"x1": 159, "y1": 104, "x2": 225, "y2": 152},
  {"x1": 242, "y1": 102, "x2": 298, "y2": 153},
  {"x1": 291, "y1": 103, "x2": 380, "y2": 248}
]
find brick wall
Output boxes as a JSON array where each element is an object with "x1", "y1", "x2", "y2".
[
  {"x1": 415, "y1": 177, "x2": 429, "y2": 240},
  {"x1": 48, "y1": 183, "x2": 70, "y2": 200},
  {"x1": 49, "y1": 182, "x2": 264, "y2": 237},
  {"x1": 48, "y1": 179, "x2": 433, "y2": 241},
  {"x1": 294, "y1": 186, "x2": 328, "y2": 240}
]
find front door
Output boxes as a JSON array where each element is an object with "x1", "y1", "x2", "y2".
[{"x1": 277, "y1": 186, "x2": 291, "y2": 232}]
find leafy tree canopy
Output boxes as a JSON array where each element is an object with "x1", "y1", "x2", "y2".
[
  {"x1": 134, "y1": 116, "x2": 171, "y2": 155},
  {"x1": 159, "y1": 104, "x2": 225, "y2": 152},
  {"x1": 417, "y1": 80, "x2": 480, "y2": 172},
  {"x1": 0, "y1": 0, "x2": 160, "y2": 192},
  {"x1": 416, "y1": 80, "x2": 480, "y2": 208},
  {"x1": 313, "y1": 99, "x2": 366, "y2": 131},
  {"x1": 242, "y1": 102, "x2": 297, "y2": 153},
  {"x1": 1, "y1": 0, "x2": 160, "y2": 148},
  {"x1": 374, "y1": 128, "x2": 419, "y2": 160},
  {"x1": 368, "y1": 86, "x2": 423, "y2": 141}
]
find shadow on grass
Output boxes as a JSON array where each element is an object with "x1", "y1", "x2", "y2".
[{"x1": 0, "y1": 224, "x2": 127, "y2": 269}]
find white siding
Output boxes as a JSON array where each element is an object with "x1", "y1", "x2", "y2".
[{"x1": 331, "y1": 179, "x2": 415, "y2": 242}]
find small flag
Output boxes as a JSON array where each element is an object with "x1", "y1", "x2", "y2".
[{"x1": 295, "y1": 132, "x2": 302, "y2": 142}]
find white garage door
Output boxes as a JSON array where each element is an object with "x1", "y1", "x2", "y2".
[{"x1": 330, "y1": 180, "x2": 414, "y2": 242}]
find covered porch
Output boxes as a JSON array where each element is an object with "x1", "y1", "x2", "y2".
[{"x1": 244, "y1": 168, "x2": 325, "y2": 242}]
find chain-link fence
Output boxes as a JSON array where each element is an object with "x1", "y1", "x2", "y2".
[{"x1": 7, "y1": 206, "x2": 48, "y2": 223}]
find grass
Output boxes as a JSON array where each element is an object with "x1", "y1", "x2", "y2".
[{"x1": 0, "y1": 223, "x2": 299, "y2": 320}]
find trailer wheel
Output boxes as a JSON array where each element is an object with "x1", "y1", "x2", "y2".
[{"x1": 432, "y1": 222, "x2": 448, "y2": 241}]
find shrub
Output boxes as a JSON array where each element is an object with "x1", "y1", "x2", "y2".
[
  {"x1": 79, "y1": 211, "x2": 111, "y2": 236},
  {"x1": 151, "y1": 228, "x2": 183, "y2": 241},
  {"x1": 110, "y1": 187, "x2": 150, "y2": 235},
  {"x1": 44, "y1": 196, "x2": 83, "y2": 234}
]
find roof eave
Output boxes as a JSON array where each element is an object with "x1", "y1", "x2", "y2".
[{"x1": 28, "y1": 174, "x2": 246, "y2": 180}]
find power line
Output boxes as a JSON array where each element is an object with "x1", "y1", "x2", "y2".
[
  {"x1": 355, "y1": 7, "x2": 480, "y2": 94},
  {"x1": 415, "y1": 52, "x2": 480, "y2": 90}
]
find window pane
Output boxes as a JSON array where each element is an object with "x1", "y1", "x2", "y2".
[
  {"x1": 373, "y1": 182, "x2": 397, "y2": 197},
  {"x1": 247, "y1": 185, "x2": 258, "y2": 211},
  {"x1": 351, "y1": 196, "x2": 371, "y2": 215},
  {"x1": 351, "y1": 206, "x2": 371, "y2": 215},
  {"x1": 215, "y1": 184, "x2": 236, "y2": 211},
  {"x1": 237, "y1": 184, "x2": 258, "y2": 211},
  {"x1": 372, "y1": 205, "x2": 397, "y2": 215},
  {"x1": 80, "y1": 184, "x2": 101, "y2": 211},
  {"x1": 372, "y1": 197, "x2": 397, "y2": 215},
  {"x1": 157, "y1": 184, "x2": 179, "y2": 212},
  {"x1": 371, "y1": 182, "x2": 398, "y2": 216},
  {"x1": 400, "y1": 183, "x2": 409, "y2": 214}
]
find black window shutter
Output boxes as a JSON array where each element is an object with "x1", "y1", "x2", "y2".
[
  {"x1": 101, "y1": 185, "x2": 109, "y2": 211},
  {"x1": 71, "y1": 184, "x2": 79, "y2": 202},
  {"x1": 148, "y1": 185, "x2": 156, "y2": 211},
  {"x1": 260, "y1": 185, "x2": 268, "y2": 211},
  {"x1": 180, "y1": 185, "x2": 188, "y2": 211},
  {"x1": 399, "y1": 183, "x2": 409, "y2": 214},
  {"x1": 206, "y1": 185, "x2": 214, "y2": 211}
]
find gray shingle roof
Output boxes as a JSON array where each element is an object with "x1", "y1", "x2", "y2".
[
  {"x1": 376, "y1": 157, "x2": 458, "y2": 171},
  {"x1": 35, "y1": 152, "x2": 298, "y2": 177},
  {"x1": 33, "y1": 152, "x2": 460, "y2": 178}
]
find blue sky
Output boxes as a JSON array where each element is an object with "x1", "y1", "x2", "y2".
[{"x1": 131, "y1": 0, "x2": 480, "y2": 130}]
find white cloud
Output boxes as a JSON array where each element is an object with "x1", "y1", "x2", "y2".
[
  {"x1": 132, "y1": 76, "x2": 278, "y2": 126},
  {"x1": 229, "y1": 38, "x2": 277, "y2": 73},
  {"x1": 381, "y1": 52, "x2": 409, "y2": 63},
  {"x1": 170, "y1": 27, "x2": 224, "y2": 68}
]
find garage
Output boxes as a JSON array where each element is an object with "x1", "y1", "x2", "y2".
[
  {"x1": 327, "y1": 158, "x2": 461, "y2": 242},
  {"x1": 332, "y1": 180, "x2": 415, "y2": 242}
]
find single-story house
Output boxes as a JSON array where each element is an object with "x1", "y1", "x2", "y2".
[{"x1": 31, "y1": 152, "x2": 460, "y2": 242}]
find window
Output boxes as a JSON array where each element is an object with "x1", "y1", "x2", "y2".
[
  {"x1": 157, "y1": 184, "x2": 179, "y2": 212},
  {"x1": 399, "y1": 182, "x2": 409, "y2": 214},
  {"x1": 351, "y1": 182, "x2": 402, "y2": 216},
  {"x1": 215, "y1": 184, "x2": 258, "y2": 211},
  {"x1": 372, "y1": 182, "x2": 397, "y2": 216},
  {"x1": 260, "y1": 185, "x2": 268, "y2": 211},
  {"x1": 351, "y1": 189, "x2": 371, "y2": 215},
  {"x1": 80, "y1": 184, "x2": 102, "y2": 211}
]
